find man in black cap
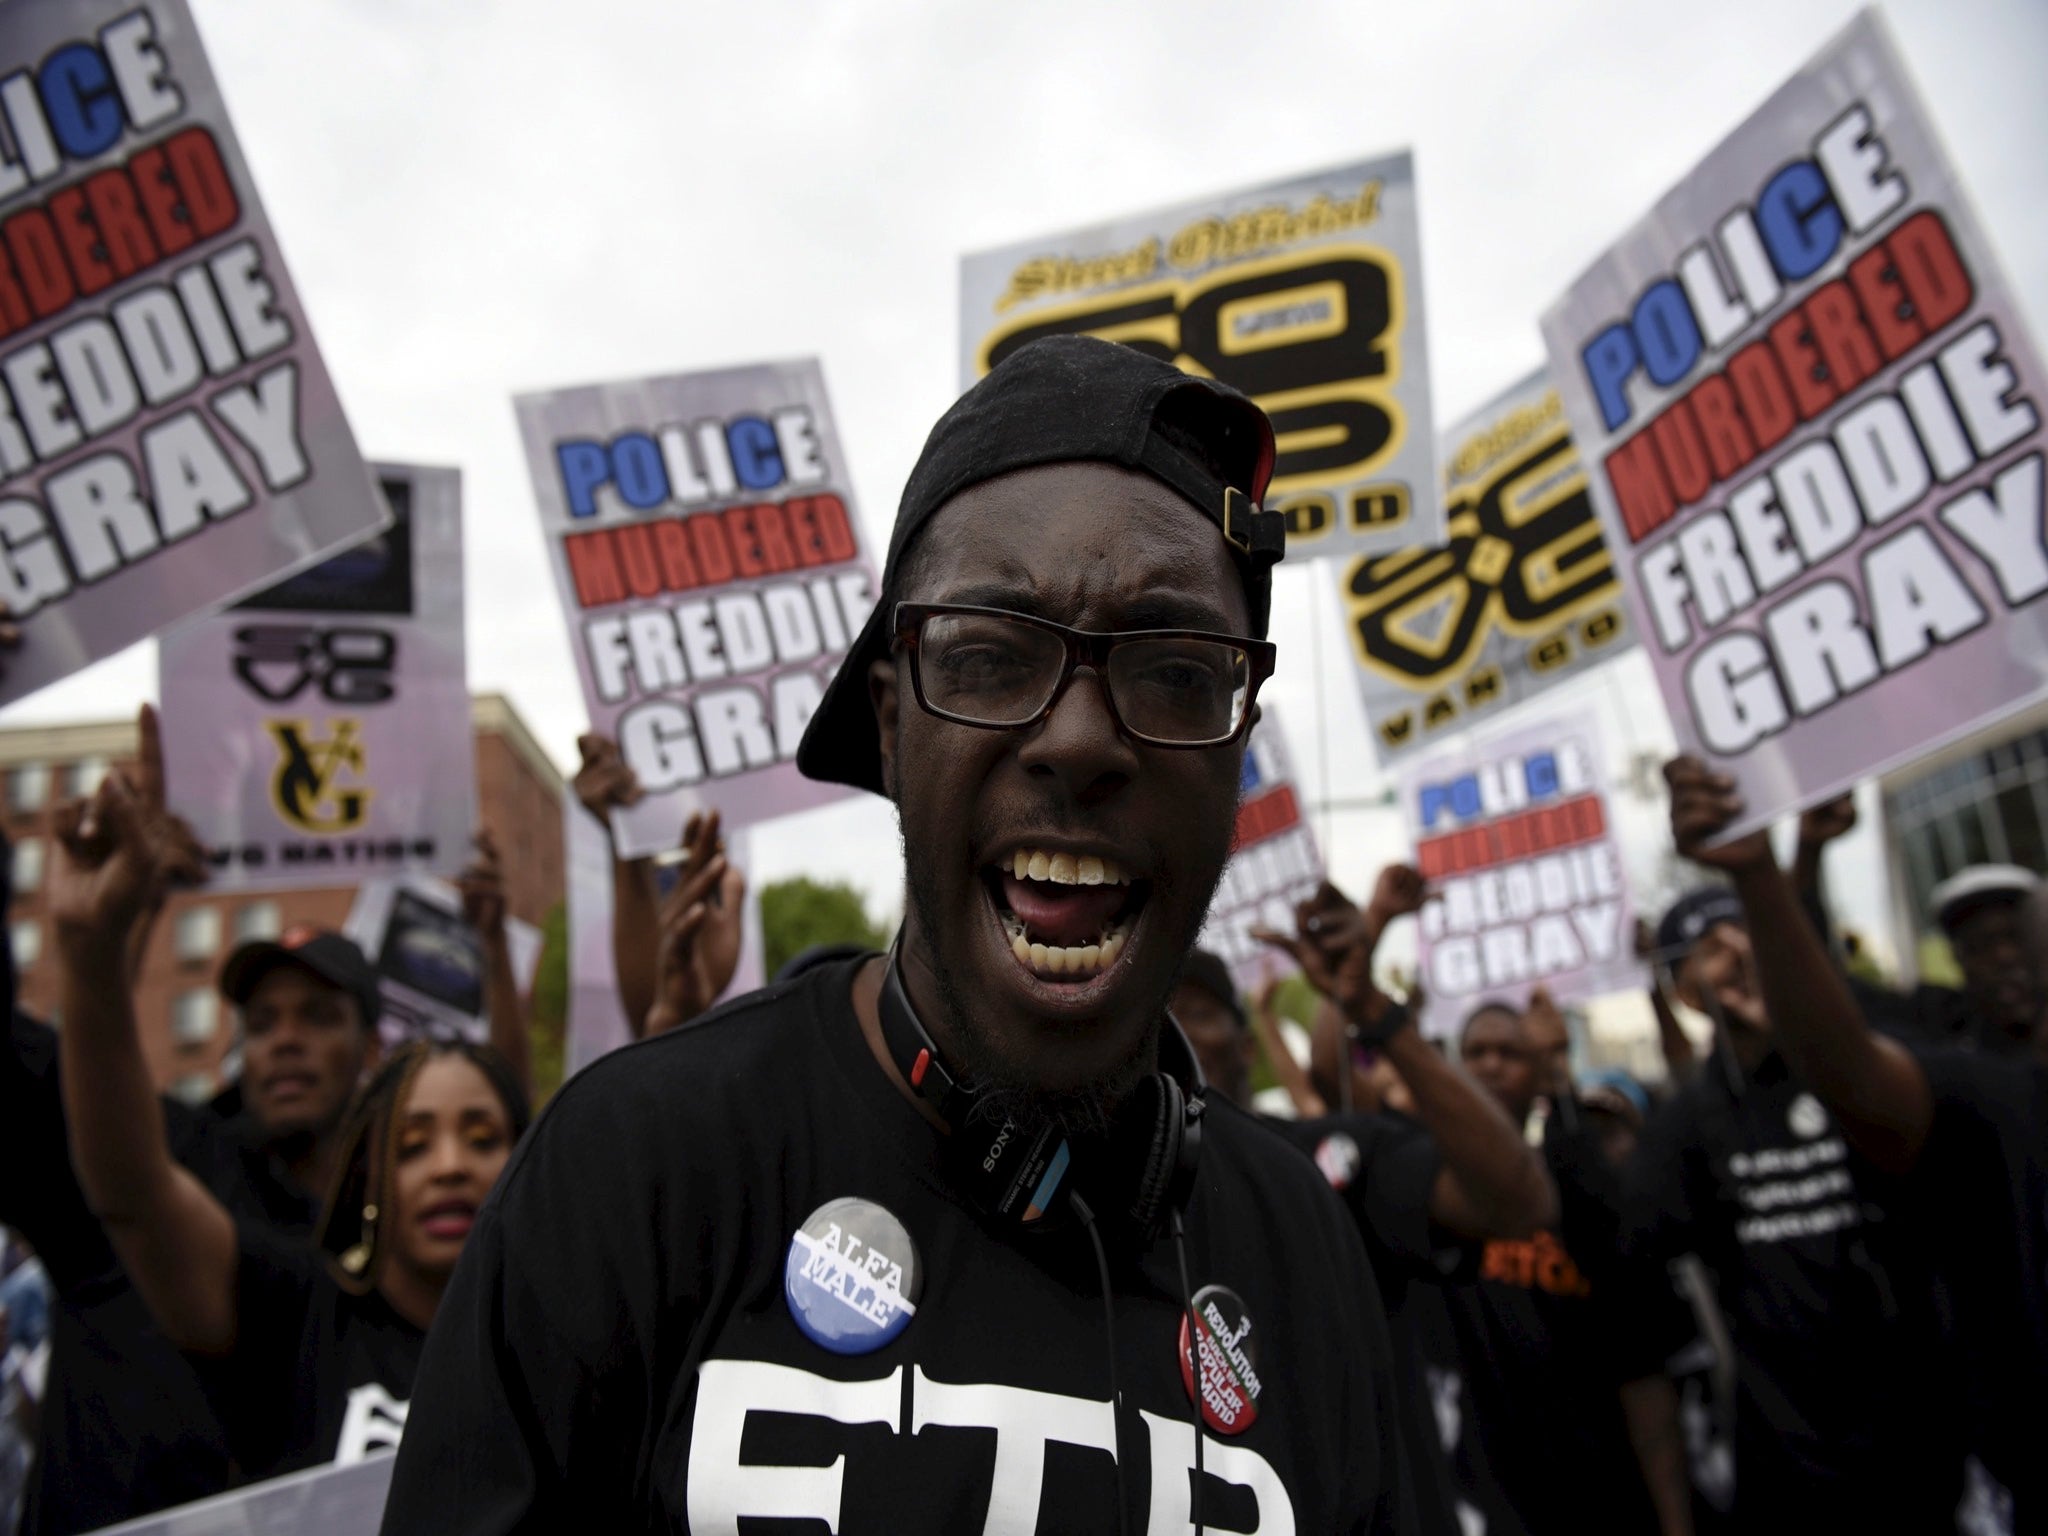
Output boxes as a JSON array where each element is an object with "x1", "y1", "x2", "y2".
[
  {"x1": 384, "y1": 336, "x2": 1419, "y2": 1533},
  {"x1": 217, "y1": 924, "x2": 386, "y2": 1193},
  {"x1": 2, "y1": 710, "x2": 384, "y2": 1532},
  {"x1": 1614, "y1": 764, "x2": 1967, "y2": 1535}
]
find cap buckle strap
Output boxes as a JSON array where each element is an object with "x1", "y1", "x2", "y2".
[{"x1": 1222, "y1": 486, "x2": 1285, "y2": 560}]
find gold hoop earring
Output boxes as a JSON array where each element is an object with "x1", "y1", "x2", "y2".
[{"x1": 340, "y1": 1202, "x2": 378, "y2": 1276}]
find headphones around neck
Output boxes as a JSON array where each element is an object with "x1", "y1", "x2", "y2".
[{"x1": 877, "y1": 941, "x2": 1204, "y2": 1242}]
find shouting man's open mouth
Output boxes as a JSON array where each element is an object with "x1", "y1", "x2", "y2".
[{"x1": 985, "y1": 843, "x2": 1150, "y2": 986}]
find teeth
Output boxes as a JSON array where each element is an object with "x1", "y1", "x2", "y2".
[
  {"x1": 1005, "y1": 849, "x2": 1131, "y2": 886},
  {"x1": 998, "y1": 919, "x2": 1134, "y2": 980}
]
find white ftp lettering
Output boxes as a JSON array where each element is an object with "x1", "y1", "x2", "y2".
[
  {"x1": 335, "y1": 1381, "x2": 408, "y2": 1465},
  {"x1": 683, "y1": 1356, "x2": 1296, "y2": 1534}
]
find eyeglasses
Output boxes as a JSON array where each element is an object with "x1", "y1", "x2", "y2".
[{"x1": 892, "y1": 602, "x2": 1275, "y2": 748}]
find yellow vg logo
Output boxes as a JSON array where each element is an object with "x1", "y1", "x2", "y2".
[{"x1": 267, "y1": 719, "x2": 373, "y2": 834}]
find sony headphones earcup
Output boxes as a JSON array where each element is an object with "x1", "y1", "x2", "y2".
[{"x1": 1108, "y1": 1072, "x2": 1185, "y2": 1240}]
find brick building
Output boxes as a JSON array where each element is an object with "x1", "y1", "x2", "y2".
[{"x1": 2, "y1": 693, "x2": 564, "y2": 1100}]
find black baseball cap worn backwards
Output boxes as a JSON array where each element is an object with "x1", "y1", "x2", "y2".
[{"x1": 798, "y1": 335, "x2": 1285, "y2": 796}]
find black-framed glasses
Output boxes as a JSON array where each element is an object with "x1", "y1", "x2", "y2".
[{"x1": 893, "y1": 602, "x2": 1275, "y2": 748}]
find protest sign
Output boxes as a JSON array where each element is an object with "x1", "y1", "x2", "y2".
[
  {"x1": 1344, "y1": 370, "x2": 1637, "y2": 762},
  {"x1": 961, "y1": 156, "x2": 1442, "y2": 561},
  {"x1": 341, "y1": 873, "x2": 540, "y2": 1050},
  {"x1": 1541, "y1": 10, "x2": 2048, "y2": 838},
  {"x1": 1197, "y1": 708, "x2": 1324, "y2": 992},
  {"x1": 564, "y1": 796, "x2": 762, "y2": 1073},
  {"x1": 516, "y1": 361, "x2": 875, "y2": 858},
  {"x1": 159, "y1": 464, "x2": 473, "y2": 889},
  {"x1": 94, "y1": 1449, "x2": 392, "y2": 1536},
  {"x1": 0, "y1": 0, "x2": 387, "y2": 706},
  {"x1": 1399, "y1": 709, "x2": 1634, "y2": 1039}
]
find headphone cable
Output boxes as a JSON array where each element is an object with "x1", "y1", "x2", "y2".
[
  {"x1": 1170, "y1": 1209, "x2": 1206, "y2": 1536},
  {"x1": 1069, "y1": 1193, "x2": 1131, "y2": 1536}
]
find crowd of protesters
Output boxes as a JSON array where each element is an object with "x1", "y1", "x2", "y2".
[
  {"x1": 0, "y1": 346, "x2": 2044, "y2": 1535},
  {"x1": 2, "y1": 721, "x2": 2041, "y2": 1534}
]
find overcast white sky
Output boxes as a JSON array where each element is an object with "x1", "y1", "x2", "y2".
[{"x1": 8, "y1": 0, "x2": 2045, "y2": 959}]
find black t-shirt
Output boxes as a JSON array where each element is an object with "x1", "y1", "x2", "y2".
[
  {"x1": 199, "y1": 1226, "x2": 424, "y2": 1482},
  {"x1": 1259, "y1": 1110, "x2": 1442, "y2": 1278},
  {"x1": 1427, "y1": 1107, "x2": 1667, "y2": 1536},
  {"x1": 1, "y1": 1010, "x2": 319, "y2": 1534},
  {"x1": 1911, "y1": 1049, "x2": 2048, "y2": 1528},
  {"x1": 1621, "y1": 1047, "x2": 1962, "y2": 1531},
  {"x1": 1263, "y1": 1110, "x2": 1482, "y2": 1536},
  {"x1": 381, "y1": 961, "x2": 1420, "y2": 1534}
]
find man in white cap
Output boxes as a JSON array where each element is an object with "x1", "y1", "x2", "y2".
[{"x1": 1927, "y1": 864, "x2": 2039, "y2": 1054}]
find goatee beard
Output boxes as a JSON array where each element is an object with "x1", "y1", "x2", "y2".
[
  {"x1": 902, "y1": 855, "x2": 1150, "y2": 1141},
  {"x1": 890, "y1": 764, "x2": 1240, "y2": 1142}
]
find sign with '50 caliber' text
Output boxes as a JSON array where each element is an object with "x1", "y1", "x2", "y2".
[
  {"x1": 517, "y1": 360, "x2": 876, "y2": 856},
  {"x1": 0, "y1": 0, "x2": 387, "y2": 706},
  {"x1": 1542, "y1": 10, "x2": 2048, "y2": 838},
  {"x1": 158, "y1": 463, "x2": 474, "y2": 891},
  {"x1": 961, "y1": 155, "x2": 1443, "y2": 562}
]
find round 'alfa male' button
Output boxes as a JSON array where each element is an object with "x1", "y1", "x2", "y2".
[{"x1": 784, "y1": 1197, "x2": 922, "y2": 1355}]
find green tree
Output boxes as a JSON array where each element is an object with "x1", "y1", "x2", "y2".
[{"x1": 761, "y1": 877, "x2": 891, "y2": 980}]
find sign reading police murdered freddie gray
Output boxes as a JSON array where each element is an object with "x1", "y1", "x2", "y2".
[
  {"x1": 158, "y1": 464, "x2": 473, "y2": 889},
  {"x1": 1345, "y1": 370, "x2": 1636, "y2": 762},
  {"x1": 1542, "y1": 10, "x2": 2048, "y2": 839},
  {"x1": 961, "y1": 156, "x2": 1443, "y2": 562},
  {"x1": 516, "y1": 361, "x2": 876, "y2": 856},
  {"x1": 1197, "y1": 707, "x2": 1325, "y2": 992},
  {"x1": 1400, "y1": 710, "x2": 1634, "y2": 1040},
  {"x1": 0, "y1": 0, "x2": 387, "y2": 705}
]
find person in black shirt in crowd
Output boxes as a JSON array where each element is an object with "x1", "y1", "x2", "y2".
[
  {"x1": 1247, "y1": 872, "x2": 1557, "y2": 1247},
  {"x1": 1925, "y1": 864, "x2": 2039, "y2": 1054},
  {"x1": 0, "y1": 708, "x2": 379, "y2": 1533},
  {"x1": 1577, "y1": 1069, "x2": 1649, "y2": 1170},
  {"x1": 1625, "y1": 763, "x2": 1967, "y2": 1536},
  {"x1": 1440, "y1": 992, "x2": 1681, "y2": 1536},
  {"x1": 205, "y1": 1038, "x2": 529, "y2": 1478},
  {"x1": 7, "y1": 705, "x2": 542, "y2": 1529},
  {"x1": 1667, "y1": 755, "x2": 2046, "y2": 1531},
  {"x1": 1174, "y1": 934, "x2": 1549, "y2": 1536},
  {"x1": 1790, "y1": 784, "x2": 2039, "y2": 1055},
  {"x1": 385, "y1": 336, "x2": 1419, "y2": 1534},
  {"x1": 45, "y1": 759, "x2": 530, "y2": 1481},
  {"x1": 1252, "y1": 872, "x2": 1564, "y2": 1536}
]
